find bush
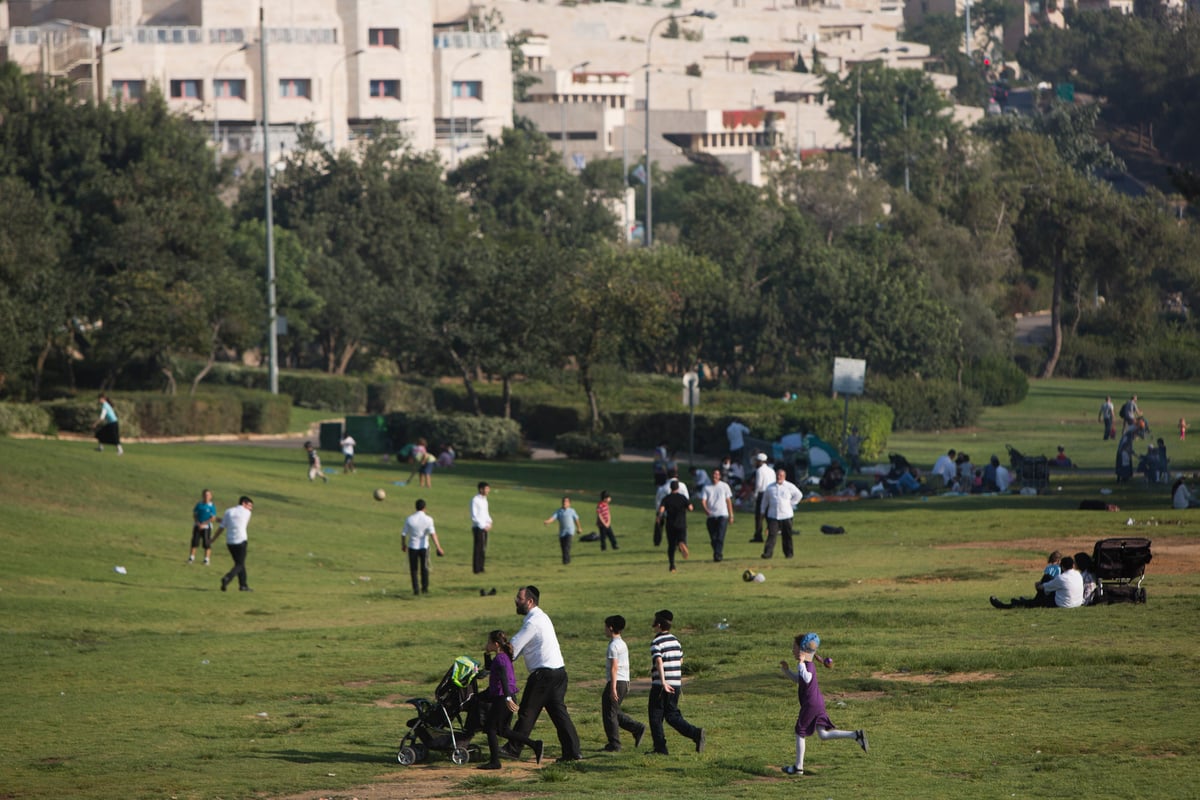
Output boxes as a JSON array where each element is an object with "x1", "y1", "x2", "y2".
[
  {"x1": 963, "y1": 356, "x2": 1029, "y2": 406},
  {"x1": 869, "y1": 377, "x2": 981, "y2": 431},
  {"x1": 42, "y1": 391, "x2": 290, "y2": 437},
  {"x1": 554, "y1": 431, "x2": 623, "y2": 460},
  {"x1": 0, "y1": 403, "x2": 54, "y2": 435},
  {"x1": 237, "y1": 391, "x2": 293, "y2": 434},
  {"x1": 132, "y1": 394, "x2": 243, "y2": 437},
  {"x1": 43, "y1": 397, "x2": 142, "y2": 437},
  {"x1": 385, "y1": 412, "x2": 523, "y2": 459},
  {"x1": 366, "y1": 380, "x2": 436, "y2": 414},
  {"x1": 189, "y1": 363, "x2": 367, "y2": 412}
]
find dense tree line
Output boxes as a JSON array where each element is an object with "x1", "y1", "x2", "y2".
[{"x1": 2, "y1": 51, "x2": 1200, "y2": 413}]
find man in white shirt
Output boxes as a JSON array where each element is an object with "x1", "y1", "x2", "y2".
[
  {"x1": 751, "y1": 452, "x2": 774, "y2": 543},
  {"x1": 701, "y1": 468, "x2": 734, "y2": 562},
  {"x1": 931, "y1": 449, "x2": 957, "y2": 489},
  {"x1": 503, "y1": 586, "x2": 582, "y2": 763},
  {"x1": 762, "y1": 468, "x2": 804, "y2": 560},
  {"x1": 726, "y1": 419, "x2": 750, "y2": 462},
  {"x1": 218, "y1": 496, "x2": 254, "y2": 592},
  {"x1": 401, "y1": 499, "x2": 443, "y2": 596},
  {"x1": 995, "y1": 462, "x2": 1012, "y2": 493},
  {"x1": 1037, "y1": 556, "x2": 1084, "y2": 608},
  {"x1": 470, "y1": 482, "x2": 492, "y2": 574},
  {"x1": 339, "y1": 434, "x2": 356, "y2": 473}
]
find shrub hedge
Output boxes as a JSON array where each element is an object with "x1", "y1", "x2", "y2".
[
  {"x1": 385, "y1": 412, "x2": 523, "y2": 459},
  {"x1": 868, "y1": 377, "x2": 981, "y2": 431},
  {"x1": 963, "y1": 356, "x2": 1029, "y2": 406},
  {"x1": 554, "y1": 431, "x2": 623, "y2": 460},
  {"x1": 42, "y1": 391, "x2": 291, "y2": 437},
  {"x1": 0, "y1": 403, "x2": 55, "y2": 435}
]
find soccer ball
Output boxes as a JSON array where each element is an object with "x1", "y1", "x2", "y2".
[
  {"x1": 373, "y1": 488, "x2": 387, "y2": 501},
  {"x1": 742, "y1": 569, "x2": 756, "y2": 582}
]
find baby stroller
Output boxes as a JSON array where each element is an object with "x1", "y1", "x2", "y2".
[
  {"x1": 1092, "y1": 537, "x2": 1152, "y2": 604},
  {"x1": 397, "y1": 656, "x2": 485, "y2": 766},
  {"x1": 1006, "y1": 444, "x2": 1048, "y2": 492}
]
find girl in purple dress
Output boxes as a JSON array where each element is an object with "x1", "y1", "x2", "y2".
[
  {"x1": 479, "y1": 630, "x2": 543, "y2": 769},
  {"x1": 778, "y1": 632, "x2": 868, "y2": 775}
]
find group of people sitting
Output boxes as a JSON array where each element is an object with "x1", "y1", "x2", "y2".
[
  {"x1": 989, "y1": 550, "x2": 1097, "y2": 609},
  {"x1": 930, "y1": 449, "x2": 1013, "y2": 494}
]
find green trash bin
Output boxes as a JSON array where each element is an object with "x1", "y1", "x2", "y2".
[
  {"x1": 343, "y1": 415, "x2": 391, "y2": 455},
  {"x1": 319, "y1": 422, "x2": 344, "y2": 453}
]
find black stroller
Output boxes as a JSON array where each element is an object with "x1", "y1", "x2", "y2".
[
  {"x1": 1092, "y1": 537, "x2": 1152, "y2": 604},
  {"x1": 397, "y1": 656, "x2": 485, "y2": 766},
  {"x1": 1006, "y1": 444, "x2": 1048, "y2": 493}
]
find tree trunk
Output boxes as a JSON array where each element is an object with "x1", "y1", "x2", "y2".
[
  {"x1": 161, "y1": 366, "x2": 177, "y2": 395},
  {"x1": 1040, "y1": 258, "x2": 1064, "y2": 379},
  {"x1": 33, "y1": 335, "x2": 53, "y2": 401},
  {"x1": 444, "y1": 340, "x2": 483, "y2": 416},
  {"x1": 502, "y1": 376, "x2": 513, "y2": 419},
  {"x1": 322, "y1": 333, "x2": 338, "y2": 373},
  {"x1": 580, "y1": 360, "x2": 601, "y2": 433},
  {"x1": 191, "y1": 322, "x2": 222, "y2": 396},
  {"x1": 335, "y1": 341, "x2": 358, "y2": 375}
]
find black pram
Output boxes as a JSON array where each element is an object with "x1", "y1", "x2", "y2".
[
  {"x1": 1092, "y1": 537, "x2": 1152, "y2": 604},
  {"x1": 397, "y1": 656, "x2": 484, "y2": 766}
]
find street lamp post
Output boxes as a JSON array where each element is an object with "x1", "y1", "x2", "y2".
[
  {"x1": 212, "y1": 44, "x2": 249, "y2": 162},
  {"x1": 328, "y1": 48, "x2": 365, "y2": 149},
  {"x1": 258, "y1": 4, "x2": 278, "y2": 395},
  {"x1": 449, "y1": 51, "x2": 481, "y2": 169},
  {"x1": 854, "y1": 46, "x2": 908, "y2": 180},
  {"x1": 644, "y1": 9, "x2": 715, "y2": 247},
  {"x1": 561, "y1": 60, "x2": 590, "y2": 163}
]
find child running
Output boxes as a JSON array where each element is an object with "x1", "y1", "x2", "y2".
[
  {"x1": 304, "y1": 441, "x2": 328, "y2": 483},
  {"x1": 479, "y1": 629, "x2": 543, "y2": 769},
  {"x1": 779, "y1": 632, "x2": 867, "y2": 776}
]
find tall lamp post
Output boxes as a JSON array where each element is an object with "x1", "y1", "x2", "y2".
[
  {"x1": 212, "y1": 43, "x2": 249, "y2": 163},
  {"x1": 259, "y1": 4, "x2": 278, "y2": 395},
  {"x1": 644, "y1": 9, "x2": 716, "y2": 247},
  {"x1": 449, "y1": 51, "x2": 481, "y2": 168},
  {"x1": 561, "y1": 60, "x2": 590, "y2": 163},
  {"x1": 854, "y1": 46, "x2": 908, "y2": 180},
  {"x1": 328, "y1": 48, "x2": 365, "y2": 149}
]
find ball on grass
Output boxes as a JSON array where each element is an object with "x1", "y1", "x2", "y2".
[
  {"x1": 742, "y1": 569, "x2": 756, "y2": 582},
  {"x1": 373, "y1": 488, "x2": 387, "y2": 502}
]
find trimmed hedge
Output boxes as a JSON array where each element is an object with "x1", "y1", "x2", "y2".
[
  {"x1": 43, "y1": 391, "x2": 291, "y2": 437},
  {"x1": 868, "y1": 377, "x2": 981, "y2": 431},
  {"x1": 366, "y1": 380, "x2": 436, "y2": 414},
  {"x1": 0, "y1": 403, "x2": 55, "y2": 435},
  {"x1": 236, "y1": 391, "x2": 293, "y2": 434},
  {"x1": 963, "y1": 357, "x2": 1029, "y2": 406},
  {"x1": 385, "y1": 412, "x2": 523, "y2": 459},
  {"x1": 187, "y1": 363, "x2": 367, "y2": 412},
  {"x1": 554, "y1": 431, "x2": 623, "y2": 460}
]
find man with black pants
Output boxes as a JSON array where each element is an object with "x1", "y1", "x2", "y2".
[
  {"x1": 470, "y1": 482, "x2": 492, "y2": 574},
  {"x1": 502, "y1": 586, "x2": 582, "y2": 763},
  {"x1": 762, "y1": 468, "x2": 804, "y2": 559},
  {"x1": 751, "y1": 452, "x2": 773, "y2": 543},
  {"x1": 217, "y1": 496, "x2": 254, "y2": 592},
  {"x1": 401, "y1": 499, "x2": 443, "y2": 595}
]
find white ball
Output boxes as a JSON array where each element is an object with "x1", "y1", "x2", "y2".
[
  {"x1": 753, "y1": 572, "x2": 766, "y2": 583},
  {"x1": 373, "y1": 488, "x2": 387, "y2": 501}
]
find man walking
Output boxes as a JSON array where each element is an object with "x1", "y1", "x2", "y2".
[
  {"x1": 217, "y1": 496, "x2": 255, "y2": 592},
  {"x1": 751, "y1": 452, "x2": 773, "y2": 543},
  {"x1": 647, "y1": 609, "x2": 705, "y2": 756},
  {"x1": 471, "y1": 482, "x2": 492, "y2": 574},
  {"x1": 503, "y1": 586, "x2": 583, "y2": 762},
  {"x1": 700, "y1": 468, "x2": 734, "y2": 562},
  {"x1": 1099, "y1": 395, "x2": 1115, "y2": 440},
  {"x1": 762, "y1": 468, "x2": 804, "y2": 560},
  {"x1": 401, "y1": 499, "x2": 443, "y2": 595},
  {"x1": 725, "y1": 419, "x2": 750, "y2": 464}
]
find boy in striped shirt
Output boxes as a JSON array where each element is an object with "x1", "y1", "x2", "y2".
[{"x1": 648, "y1": 610, "x2": 706, "y2": 755}]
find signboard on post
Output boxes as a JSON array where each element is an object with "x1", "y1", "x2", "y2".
[
  {"x1": 682, "y1": 371, "x2": 700, "y2": 407},
  {"x1": 832, "y1": 358, "x2": 866, "y2": 396}
]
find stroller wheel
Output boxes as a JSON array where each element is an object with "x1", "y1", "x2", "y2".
[
  {"x1": 451, "y1": 745, "x2": 471, "y2": 765},
  {"x1": 1138, "y1": 588, "x2": 1147, "y2": 604},
  {"x1": 397, "y1": 745, "x2": 417, "y2": 766}
]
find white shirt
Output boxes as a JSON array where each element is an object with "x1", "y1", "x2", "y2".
[
  {"x1": 471, "y1": 493, "x2": 492, "y2": 529},
  {"x1": 754, "y1": 462, "x2": 774, "y2": 494},
  {"x1": 995, "y1": 465, "x2": 1011, "y2": 492},
  {"x1": 606, "y1": 636, "x2": 630, "y2": 682},
  {"x1": 654, "y1": 481, "x2": 689, "y2": 508},
  {"x1": 1173, "y1": 483, "x2": 1195, "y2": 509},
  {"x1": 511, "y1": 606, "x2": 566, "y2": 670},
  {"x1": 402, "y1": 510, "x2": 437, "y2": 550},
  {"x1": 340, "y1": 435, "x2": 356, "y2": 456},
  {"x1": 764, "y1": 480, "x2": 804, "y2": 519},
  {"x1": 693, "y1": 469, "x2": 711, "y2": 490},
  {"x1": 702, "y1": 481, "x2": 733, "y2": 518},
  {"x1": 726, "y1": 421, "x2": 750, "y2": 450},
  {"x1": 220, "y1": 504, "x2": 252, "y2": 546},
  {"x1": 1041, "y1": 569, "x2": 1084, "y2": 608},
  {"x1": 932, "y1": 454, "x2": 956, "y2": 484}
]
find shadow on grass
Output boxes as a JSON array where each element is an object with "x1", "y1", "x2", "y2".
[{"x1": 257, "y1": 748, "x2": 389, "y2": 765}]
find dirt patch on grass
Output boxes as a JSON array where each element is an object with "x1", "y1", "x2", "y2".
[
  {"x1": 270, "y1": 764, "x2": 540, "y2": 800},
  {"x1": 936, "y1": 536, "x2": 1200, "y2": 575},
  {"x1": 871, "y1": 671, "x2": 1000, "y2": 684}
]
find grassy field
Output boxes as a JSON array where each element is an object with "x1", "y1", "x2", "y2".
[{"x1": 2, "y1": 378, "x2": 1199, "y2": 800}]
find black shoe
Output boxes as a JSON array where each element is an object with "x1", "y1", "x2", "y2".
[
  {"x1": 480, "y1": 589, "x2": 487, "y2": 596},
  {"x1": 989, "y1": 596, "x2": 1008, "y2": 609},
  {"x1": 488, "y1": 588, "x2": 496, "y2": 596},
  {"x1": 220, "y1": 575, "x2": 230, "y2": 591},
  {"x1": 478, "y1": 762, "x2": 501, "y2": 770},
  {"x1": 633, "y1": 726, "x2": 645, "y2": 749},
  {"x1": 239, "y1": 586, "x2": 253, "y2": 592},
  {"x1": 749, "y1": 537, "x2": 763, "y2": 543},
  {"x1": 554, "y1": 755, "x2": 581, "y2": 764},
  {"x1": 694, "y1": 729, "x2": 706, "y2": 753},
  {"x1": 532, "y1": 740, "x2": 544, "y2": 765},
  {"x1": 499, "y1": 744, "x2": 520, "y2": 760},
  {"x1": 602, "y1": 744, "x2": 620, "y2": 752},
  {"x1": 856, "y1": 729, "x2": 869, "y2": 752}
]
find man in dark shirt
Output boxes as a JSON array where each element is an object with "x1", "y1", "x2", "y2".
[{"x1": 657, "y1": 480, "x2": 693, "y2": 573}]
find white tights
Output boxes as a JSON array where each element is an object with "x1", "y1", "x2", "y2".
[{"x1": 794, "y1": 728, "x2": 858, "y2": 770}]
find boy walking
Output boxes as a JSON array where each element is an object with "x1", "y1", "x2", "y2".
[
  {"x1": 401, "y1": 499, "x2": 443, "y2": 595},
  {"x1": 602, "y1": 615, "x2": 646, "y2": 752},
  {"x1": 544, "y1": 497, "x2": 580, "y2": 565},
  {"x1": 648, "y1": 610, "x2": 705, "y2": 755},
  {"x1": 304, "y1": 441, "x2": 328, "y2": 483}
]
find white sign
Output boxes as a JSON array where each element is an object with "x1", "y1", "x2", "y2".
[
  {"x1": 832, "y1": 357, "x2": 866, "y2": 396},
  {"x1": 682, "y1": 371, "x2": 700, "y2": 407}
]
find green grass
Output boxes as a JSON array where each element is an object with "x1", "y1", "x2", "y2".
[{"x1": 2, "y1": 378, "x2": 1199, "y2": 799}]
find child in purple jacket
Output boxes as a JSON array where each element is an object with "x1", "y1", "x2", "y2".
[{"x1": 479, "y1": 630, "x2": 543, "y2": 769}]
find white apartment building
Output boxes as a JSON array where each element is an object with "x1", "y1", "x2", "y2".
[{"x1": 0, "y1": 0, "x2": 511, "y2": 162}]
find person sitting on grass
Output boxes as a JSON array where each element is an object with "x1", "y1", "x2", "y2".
[
  {"x1": 990, "y1": 550, "x2": 1061, "y2": 609},
  {"x1": 1172, "y1": 476, "x2": 1200, "y2": 509}
]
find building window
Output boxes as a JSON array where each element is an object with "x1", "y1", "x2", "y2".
[
  {"x1": 214, "y1": 79, "x2": 247, "y2": 100},
  {"x1": 169, "y1": 79, "x2": 203, "y2": 100},
  {"x1": 368, "y1": 28, "x2": 400, "y2": 48},
  {"x1": 279, "y1": 78, "x2": 312, "y2": 99},
  {"x1": 452, "y1": 80, "x2": 482, "y2": 100},
  {"x1": 369, "y1": 79, "x2": 401, "y2": 99},
  {"x1": 111, "y1": 80, "x2": 146, "y2": 102}
]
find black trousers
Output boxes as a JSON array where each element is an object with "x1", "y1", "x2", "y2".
[
  {"x1": 706, "y1": 516, "x2": 728, "y2": 561},
  {"x1": 472, "y1": 526, "x2": 487, "y2": 574},
  {"x1": 407, "y1": 547, "x2": 430, "y2": 594},
  {"x1": 599, "y1": 524, "x2": 618, "y2": 550},
  {"x1": 763, "y1": 517, "x2": 795, "y2": 558},
  {"x1": 752, "y1": 491, "x2": 767, "y2": 540},
  {"x1": 507, "y1": 667, "x2": 581, "y2": 760},
  {"x1": 482, "y1": 695, "x2": 536, "y2": 765},
  {"x1": 601, "y1": 680, "x2": 643, "y2": 749},
  {"x1": 223, "y1": 541, "x2": 248, "y2": 588},
  {"x1": 648, "y1": 684, "x2": 701, "y2": 754}
]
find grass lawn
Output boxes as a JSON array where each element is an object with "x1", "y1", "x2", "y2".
[{"x1": 2, "y1": 378, "x2": 1199, "y2": 800}]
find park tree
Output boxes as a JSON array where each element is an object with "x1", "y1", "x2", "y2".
[{"x1": 769, "y1": 152, "x2": 890, "y2": 244}]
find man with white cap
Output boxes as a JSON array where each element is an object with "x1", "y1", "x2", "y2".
[{"x1": 751, "y1": 452, "x2": 773, "y2": 543}]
